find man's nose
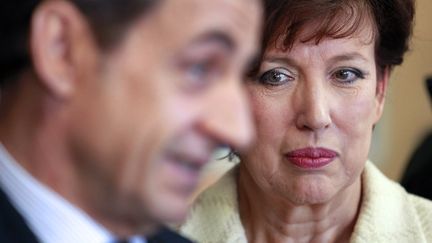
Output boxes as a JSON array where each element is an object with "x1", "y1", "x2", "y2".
[{"x1": 199, "y1": 79, "x2": 254, "y2": 151}]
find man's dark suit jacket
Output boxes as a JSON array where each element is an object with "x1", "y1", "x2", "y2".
[{"x1": 0, "y1": 187, "x2": 192, "y2": 243}]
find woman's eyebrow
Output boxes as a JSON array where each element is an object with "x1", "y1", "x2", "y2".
[
  {"x1": 265, "y1": 52, "x2": 368, "y2": 63},
  {"x1": 328, "y1": 53, "x2": 369, "y2": 63},
  {"x1": 262, "y1": 56, "x2": 298, "y2": 68}
]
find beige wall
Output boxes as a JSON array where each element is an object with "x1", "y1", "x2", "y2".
[{"x1": 370, "y1": 0, "x2": 432, "y2": 180}]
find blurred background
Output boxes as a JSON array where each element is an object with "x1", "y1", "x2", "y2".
[{"x1": 370, "y1": 0, "x2": 432, "y2": 181}]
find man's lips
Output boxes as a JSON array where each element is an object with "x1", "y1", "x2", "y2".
[
  {"x1": 167, "y1": 152, "x2": 209, "y2": 173},
  {"x1": 285, "y1": 147, "x2": 338, "y2": 169},
  {"x1": 163, "y1": 152, "x2": 210, "y2": 196},
  {"x1": 172, "y1": 157, "x2": 206, "y2": 171}
]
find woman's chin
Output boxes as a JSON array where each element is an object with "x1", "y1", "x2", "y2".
[
  {"x1": 285, "y1": 190, "x2": 331, "y2": 206},
  {"x1": 281, "y1": 180, "x2": 339, "y2": 206}
]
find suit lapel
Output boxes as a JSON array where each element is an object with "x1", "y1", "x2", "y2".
[
  {"x1": 0, "y1": 187, "x2": 40, "y2": 243},
  {"x1": 148, "y1": 227, "x2": 193, "y2": 243},
  {"x1": 0, "y1": 186, "x2": 193, "y2": 243}
]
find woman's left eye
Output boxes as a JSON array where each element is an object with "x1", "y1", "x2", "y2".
[
  {"x1": 332, "y1": 68, "x2": 365, "y2": 84},
  {"x1": 257, "y1": 68, "x2": 293, "y2": 86}
]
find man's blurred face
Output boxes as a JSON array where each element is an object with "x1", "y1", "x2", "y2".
[{"x1": 67, "y1": 0, "x2": 262, "y2": 229}]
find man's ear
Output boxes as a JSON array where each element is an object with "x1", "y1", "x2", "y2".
[
  {"x1": 30, "y1": 0, "x2": 98, "y2": 99},
  {"x1": 374, "y1": 67, "x2": 390, "y2": 122}
]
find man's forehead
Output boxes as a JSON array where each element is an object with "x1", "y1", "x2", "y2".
[
  {"x1": 148, "y1": 0, "x2": 260, "y2": 46},
  {"x1": 122, "y1": 0, "x2": 260, "y2": 64},
  {"x1": 156, "y1": 0, "x2": 259, "y2": 28},
  {"x1": 164, "y1": 0, "x2": 257, "y2": 10}
]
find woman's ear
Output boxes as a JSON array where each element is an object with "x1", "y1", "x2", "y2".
[
  {"x1": 30, "y1": 0, "x2": 98, "y2": 99},
  {"x1": 374, "y1": 67, "x2": 390, "y2": 121}
]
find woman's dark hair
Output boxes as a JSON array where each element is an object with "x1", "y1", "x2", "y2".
[
  {"x1": 227, "y1": 0, "x2": 416, "y2": 161},
  {"x1": 255, "y1": 0, "x2": 415, "y2": 76},
  {"x1": 0, "y1": 0, "x2": 159, "y2": 87}
]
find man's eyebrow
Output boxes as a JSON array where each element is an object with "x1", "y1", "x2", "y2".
[
  {"x1": 189, "y1": 31, "x2": 235, "y2": 51},
  {"x1": 245, "y1": 52, "x2": 261, "y2": 74}
]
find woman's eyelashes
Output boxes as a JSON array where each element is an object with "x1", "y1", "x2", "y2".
[
  {"x1": 257, "y1": 68, "x2": 294, "y2": 86},
  {"x1": 256, "y1": 67, "x2": 367, "y2": 87},
  {"x1": 331, "y1": 68, "x2": 366, "y2": 84}
]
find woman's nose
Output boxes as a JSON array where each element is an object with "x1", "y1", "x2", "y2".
[{"x1": 294, "y1": 80, "x2": 331, "y2": 131}]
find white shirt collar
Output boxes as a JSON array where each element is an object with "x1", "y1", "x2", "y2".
[{"x1": 0, "y1": 143, "x2": 116, "y2": 243}]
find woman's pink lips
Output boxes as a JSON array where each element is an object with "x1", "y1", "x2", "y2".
[{"x1": 285, "y1": 147, "x2": 338, "y2": 169}]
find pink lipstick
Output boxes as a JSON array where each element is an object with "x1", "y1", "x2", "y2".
[{"x1": 285, "y1": 147, "x2": 338, "y2": 169}]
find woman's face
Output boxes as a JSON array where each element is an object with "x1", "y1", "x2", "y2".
[{"x1": 241, "y1": 24, "x2": 388, "y2": 205}]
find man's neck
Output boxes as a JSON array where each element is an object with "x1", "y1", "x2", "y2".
[
  {"x1": 0, "y1": 79, "x2": 74, "y2": 200},
  {"x1": 0, "y1": 82, "x2": 157, "y2": 238}
]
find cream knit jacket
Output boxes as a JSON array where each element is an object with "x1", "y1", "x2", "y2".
[{"x1": 180, "y1": 161, "x2": 432, "y2": 243}]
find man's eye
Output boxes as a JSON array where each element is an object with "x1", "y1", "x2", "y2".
[
  {"x1": 332, "y1": 68, "x2": 365, "y2": 84},
  {"x1": 182, "y1": 61, "x2": 215, "y2": 90},
  {"x1": 187, "y1": 63, "x2": 210, "y2": 80},
  {"x1": 258, "y1": 69, "x2": 292, "y2": 86}
]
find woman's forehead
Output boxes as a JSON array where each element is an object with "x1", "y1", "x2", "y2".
[
  {"x1": 268, "y1": 17, "x2": 376, "y2": 53},
  {"x1": 265, "y1": 2, "x2": 377, "y2": 52}
]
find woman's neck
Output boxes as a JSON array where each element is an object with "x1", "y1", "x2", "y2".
[{"x1": 237, "y1": 164, "x2": 362, "y2": 243}]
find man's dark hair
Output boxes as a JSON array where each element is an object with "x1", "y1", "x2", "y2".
[{"x1": 0, "y1": 0, "x2": 159, "y2": 87}]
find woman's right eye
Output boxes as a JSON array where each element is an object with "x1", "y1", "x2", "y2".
[{"x1": 258, "y1": 69, "x2": 292, "y2": 86}]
